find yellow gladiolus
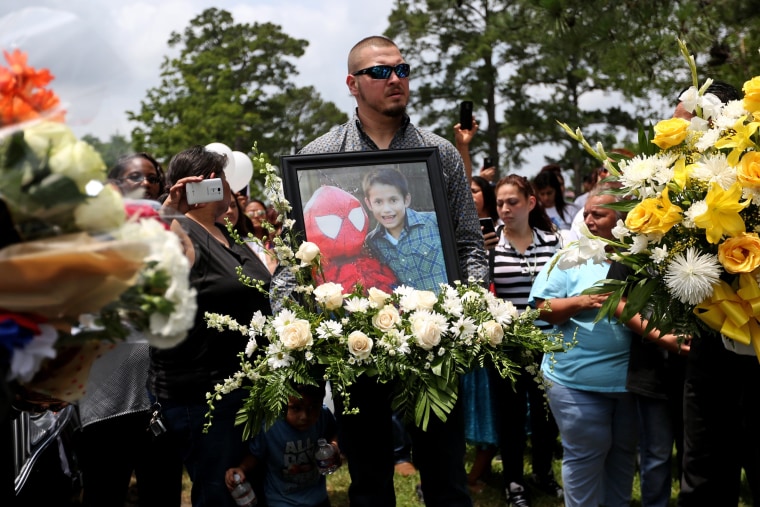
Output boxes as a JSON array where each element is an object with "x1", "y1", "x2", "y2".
[
  {"x1": 693, "y1": 182, "x2": 750, "y2": 244},
  {"x1": 652, "y1": 118, "x2": 690, "y2": 149}
]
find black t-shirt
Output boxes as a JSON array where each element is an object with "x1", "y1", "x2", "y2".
[{"x1": 149, "y1": 217, "x2": 272, "y2": 402}]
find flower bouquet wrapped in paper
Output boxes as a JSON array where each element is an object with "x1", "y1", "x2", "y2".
[
  {"x1": 555, "y1": 40, "x2": 760, "y2": 359},
  {"x1": 204, "y1": 149, "x2": 561, "y2": 438},
  {"x1": 0, "y1": 50, "x2": 196, "y2": 400}
]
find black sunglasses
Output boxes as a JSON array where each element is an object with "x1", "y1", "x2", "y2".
[
  {"x1": 124, "y1": 172, "x2": 161, "y2": 185},
  {"x1": 352, "y1": 63, "x2": 411, "y2": 80}
]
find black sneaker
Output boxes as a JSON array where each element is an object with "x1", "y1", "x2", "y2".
[
  {"x1": 415, "y1": 483, "x2": 425, "y2": 504},
  {"x1": 531, "y1": 473, "x2": 564, "y2": 499},
  {"x1": 507, "y1": 482, "x2": 531, "y2": 507}
]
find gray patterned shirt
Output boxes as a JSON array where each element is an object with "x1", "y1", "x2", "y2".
[{"x1": 299, "y1": 111, "x2": 488, "y2": 284}]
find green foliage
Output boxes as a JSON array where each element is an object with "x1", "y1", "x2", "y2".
[
  {"x1": 127, "y1": 8, "x2": 347, "y2": 171},
  {"x1": 81, "y1": 133, "x2": 134, "y2": 169},
  {"x1": 386, "y1": 0, "x2": 760, "y2": 192}
]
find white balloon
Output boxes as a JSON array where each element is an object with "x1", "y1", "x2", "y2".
[
  {"x1": 229, "y1": 151, "x2": 254, "y2": 192},
  {"x1": 204, "y1": 142, "x2": 236, "y2": 177}
]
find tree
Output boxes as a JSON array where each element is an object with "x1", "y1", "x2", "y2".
[
  {"x1": 128, "y1": 8, "x2": 346, "y2": 165},
  {"x1": 81, "y1": 133, "x2": 133, "y2": 169},
  {"x1": 386, "y1": 0, "x2": 760, "y2": 192}
]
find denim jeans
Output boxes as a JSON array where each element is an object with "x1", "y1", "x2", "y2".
[
  {"x1": 159, "y1": 390, "x2": 248, "y2": 507},
  {"x1": 546, "y1": 382, "x2": 638, "y2": 507},
  {"x1": 635, "y1": 394, "x2": 673, "y2": 507}
]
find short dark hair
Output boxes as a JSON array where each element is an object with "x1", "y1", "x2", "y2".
[
  {"x1": 166, "y1": 145, "x2": 227, "y2": 186},
  {"x1": 107, "y1": 152, "x2": 166, "y2": 196},
  {"x1": 362, "y1": 168, "x2": 409, "y2": 198}
]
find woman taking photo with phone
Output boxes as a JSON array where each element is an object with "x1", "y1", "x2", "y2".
[{"x1": 152, "y1": 145, "x2": 273, "y2": 507}]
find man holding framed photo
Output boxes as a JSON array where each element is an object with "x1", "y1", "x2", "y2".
[{"x1": 299, "y1": 35, "x2": 487, "y2": 507}]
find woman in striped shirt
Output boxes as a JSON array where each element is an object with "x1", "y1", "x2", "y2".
[{"x1": 490, "y1": 174, "x2": 563, "y2": 507}]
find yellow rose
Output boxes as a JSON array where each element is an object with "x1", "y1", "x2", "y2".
[
  {"x1": 481, "y1": 320, "x2": 504, "y2": 346},
  {"x1": 651, "y1": 117, "x2": 690, "y2": 149},
  {"x1": 743, "y1": 76, "x2": 760, "y2": 115},
  {"x1": 313, "y1": 282, "x2": 344, "y2": 311},
  {"x1": 74, "y1": 184, "x2": 126, "y2": 233},
  {"x1": 625, "y1": 198, "x2": 661, "y2": 234},
  {"x1": 718, "y1": 232, "x2": 760, "y2": 274},
  {"x1": 372, "y1": 305, "x2": 400, "y2": 332},
  {"x1": 279, "y1": 319, "x2": 313, "y2": 350},
  {"x1": 347, "y1": 330, "x2": 373, "y2": 360},
  {"x1": 738, "y1": 151, "x2": 760, "y2": 189}
]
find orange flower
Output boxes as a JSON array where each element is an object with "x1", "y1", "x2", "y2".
[{"x1": 0, "y1": 49, "x2": 63, "y2": 126}]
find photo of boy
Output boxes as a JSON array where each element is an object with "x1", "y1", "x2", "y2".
[
  {"x1": 225, "y1": 384, "x2": 339, "y2": 507},
  {"x1": 362, "y1": 167, "x2": 448, "y2": 292}
]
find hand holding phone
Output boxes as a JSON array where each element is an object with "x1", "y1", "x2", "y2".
[
  {"x1": 479, "y1": 217, "x2": 496, "y2": 235},
  {"x1": 186, "y1": 178, "x2": 224, "y2": 205},
  {"x1": 459, "y1": 101, "x2": 473, "y2": 130}
]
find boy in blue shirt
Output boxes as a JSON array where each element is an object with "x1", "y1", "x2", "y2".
[
  {"x1": 225, "y1": 384, "x2": 339, "y2": 507},
  {"x1": 363, "y1": 167, "x2": 448, "y2": 292}
]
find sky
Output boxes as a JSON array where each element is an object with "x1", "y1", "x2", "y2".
[{"x1": 0, "y1": 0, "x2": 396, "y2": 141}]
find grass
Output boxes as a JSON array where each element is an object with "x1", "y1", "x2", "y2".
[{"x1": 323, "y1": 444, "x2": 756, "y2": 507}]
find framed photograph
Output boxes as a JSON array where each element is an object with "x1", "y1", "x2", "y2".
[{"x1": 280, "y1": 147, "x2": 462, "y2": 293}]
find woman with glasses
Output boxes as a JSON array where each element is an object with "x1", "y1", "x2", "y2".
[{"x1": 107, "y1": 152, "x2": 166, "y2": 200}]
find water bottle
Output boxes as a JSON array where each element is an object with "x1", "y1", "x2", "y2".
[
  {"x1": 230, "y1": 473, "x2": 257, "y2": 507},
  {"x1": 315, "y1": 438, "x2": 339, "y2": 475}
]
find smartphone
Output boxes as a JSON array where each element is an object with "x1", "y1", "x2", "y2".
[
  {"x1": 186, "y1": 178, "x2": 224, "y2": 205},
  {"x1": 482, "y1": 157, "x2": 493, "y2": 169},
  {"x1": 479, "y1": 217, "x2": 496, "y2": 235},
  {"x1": 459, "y1": 101, "x2": 473, "y2": 130}
]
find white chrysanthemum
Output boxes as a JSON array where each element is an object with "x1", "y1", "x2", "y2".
[
  {"x1": 316, "y1": 320, "x2": 342, "y2": 340},
  {"x1": 611, "y1": 219, "x2": 630, "y2": 240},
  {"x1": 617, "y1": 153, "x2": 677, "y2": 198},
  {"x1": 450, "y1": 316, "x2": 477, "y2": 339},
  {"x1": 690, "y1": 153, "x2": 734, "y2": 188},
  {"x1": 652, "y1": 245, "x2": 668, "y2": 264},
  {"x1": 266, "y1": 342, "x2": 294, "y2": 369},
  {"x1": 683, "y1": 200, "x2": 708, "y2": 228},
  {"x1": 271, "y1": 309, "x2": 298, "y2": 334},
  {"x1": 694, "y1": 127, "x2": 722, "y2": 153},
  {"x1": 714, "y1": 100, "x2": 747, "y2": 129},
  {"x1": 441, "y1": 295, "x2": 464, "y2": 317},
  {"x1": 487, "y1": 298, "x2": 517, "y2": 326},
  {"x1": 344, "y1": 296, "x2": 371, "y2": 313},
  {"x1": 743, "y1": 187, "x2": 760, "y2": 207},
  {"x1": 664, "y1": 247, "x2": 721, "y2": 305}
]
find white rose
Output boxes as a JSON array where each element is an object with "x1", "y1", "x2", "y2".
[
  {"x1": 22, "y1": 121, "x2": 77, "y2": 158},
  {"x1": 367, "y1": 287, "x2": 391, "y2": 306},
  {"x1": 410, "y1": 312, "x2": 444, "y2": 350},
  {"x1": 279, "y1": 319, "x2": 313, "y2": 350},
  {"x1": 372, "y1": 305, "x2": 400, "y2": 332},
  {"x1": 295, "y1": 241, "x2": 320, "y2": 265},
  {"x1": 481, "y1": 320, "x2": 504, "y2": 346},
  {"x1": 74, "y1": 184, "x2": 126, "y2": 232},
  {"x1": 49, "y1": 139, "x2": 107, "y2": 191},
  {"x1": 415, "y1": 290, "x2": 438, "y2": 310},
  {"x1": 347, "y1": 330, "x2": 373, "y2": 360},
  {"x1": 313, "y1": 282, "x2": 344, "y2": 311}
]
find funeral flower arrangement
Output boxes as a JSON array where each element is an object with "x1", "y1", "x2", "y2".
[
  {"x1": 0, "y1": 49, "x2": 196, "y2": 397},
  {"x1": 555, "y1": 40, "x2": 760, "y2": 357},
  {"x1": 204, "y1": 150, "x2": 560, "y2": 438}
]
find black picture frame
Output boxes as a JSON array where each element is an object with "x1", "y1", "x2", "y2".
[{"x1": 280, "y1": 147, "x2": 462, "y2": 291}]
